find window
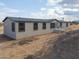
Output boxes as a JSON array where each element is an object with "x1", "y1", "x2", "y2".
[
  {"x1": 70, "y1": 23, "x2": 72, "y2": 25},
  {"x1": 12, "y1": 22, "x2": 15, "y2": 32},
  {"x1": 19, "y1": 22, "x2": 25, "y2": 32},
  {"x1": 42, "y1": 23, "x2": 46, "y2": 29},
  {"x1": 66, "y1": 22, "x2": 68, "y2": 27},
  {"x1": 50, "y1": 23, "x2": 55, "y2": 28},
  {"x1": 33, "y1": 23, "x2": 38, "y2": 30},
  {"x1": 60, "y1": 22, "x2": 62, "y2": 27}
]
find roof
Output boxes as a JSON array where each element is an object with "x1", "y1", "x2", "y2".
[
  {"x1": 59, "y1": 20, "x2": 72, "y2": 23},
  {"x1": 3, "y1": 17, "x2": 59, "y2": 23}
]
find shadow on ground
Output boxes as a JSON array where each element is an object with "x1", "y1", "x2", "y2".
[{"x1": 0, "y1": 34, "x2": 13, "y2": 43}]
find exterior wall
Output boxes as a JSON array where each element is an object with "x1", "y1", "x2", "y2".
[
  {"x1": 61, "y1": 23, "x2": 67, "y2": 28},
  {"x1": 4, "y1": 19, "x2": 71, "y2": 39},
  {"x1": 3, "y1": 19, "x2": 16, "y2": 39},
  {"x1": 16, "y1": 20, "x2": 60, "y2": 39},
  {"x1": 16, "y1": 23, "x2": 52, "y2": 39},
  {"x1": 68, "y1": 23, "x2": 71, "y2": 27},
  {"x1": 58, "y1": 22, "x2": 70, "y2": 31},
  {"x1": 51, "y1": 20, "x2": 61, "y2": 30}
]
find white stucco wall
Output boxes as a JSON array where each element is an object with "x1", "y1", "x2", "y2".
[
  {"x1": 4, "y1": 19, "x2": 71, "y2": 39},
  {"x1": 3, "y1": 19, "x2": 16, "y2": 39},
  {"x1": 62, "y1": 23, "x2": 67, "y2": 28},
  {"x1": 16, "y1": 20, "x2": 60, "y2": 39},
  {"x1": 68, "y1": 23, "x2": 71, "y2": 27},
  {"x1": 16, "y1": 23, "x2": 51, "y2": 39}
]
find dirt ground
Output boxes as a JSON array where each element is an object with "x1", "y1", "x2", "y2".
[
  {"x1": 0, "y1": 26, "x2": 3, "y2": 34},
  {"x1": 36, "y1": 25, "x2": 79, "y2": 59},
  {"x1": 0, "y1": 24, "x2": 79, "y2": 59}
]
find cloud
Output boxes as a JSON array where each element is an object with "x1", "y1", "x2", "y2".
[
  {"x1": 2, "y1": 7, "x2": 19, "y2": 13},
  {"x1": 61, "y1": 0, "x2": 79, "y2": 4},
  {"x1": 0, "y1": 2, "x2": 20, "y2": 22},
  {"x1": 64, "y1": 8, "x2": 79, "y2": 12},
  {"x1": 30, "y1": 11, "x2": 50, "y2": 19},
  {"x1": 40, "y1": 8, "x2": 46, "y2": 11},
  {"x1": 63, "y1": 15, "x2": 79, "y2": 21},
  {"x1": 0, "y1": 8, "x2": 31, "y2": 21},
  {"x1": 30, "y1": 0, "x2": 79, "y2": 21},
  {"x1": 63, "y1": 4, "x2": 79, "y2": 8},
  {"x1": 47, "y1": 0, "x2": 63, "y2": 6},
  {"x1": 30, "y1": 7, "x2": 64, "y2": 20},
  {"x1": 61, "y1": 0, "x2": 79, "y2": 9},
  {"x1": 0, "y1": 8, "x2": 19, "y2": 22},
  {"x1": 0, "y1": 0, "x2": 79, "y2": 21},
  {"x1": 0, "y1": 2, "x2": 32, "y2": 22},
  {"x1": 30, "y1": 0, "x2": 65, "y2": 19}
]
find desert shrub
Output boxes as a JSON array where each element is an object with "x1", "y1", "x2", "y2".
[
  {"x1": 17, "y1": 40, "x2": 29, "y2": 45},
  {"x1": 0, "y1": 23, "x2": 3, "y2": 27},
  {"x1": 16, "y1": 39, "x2": 34, "y2": 45},
  {"x1": 11, "y1": 38, "x2": 34, "y2": 46},
  {"x1": 24, "y1": 55, "x2": 34, "y2": 59},
  {"x1": 11, "y1": 40, "x2": 29, "y2": 46}
]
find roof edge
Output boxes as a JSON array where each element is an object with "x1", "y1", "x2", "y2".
[
  {"x1": 2, "y1": 17, "x2": 8, "y2": 22},
  {"x1": 2, "y1": 17, "x2": 61, "y2": 23}
]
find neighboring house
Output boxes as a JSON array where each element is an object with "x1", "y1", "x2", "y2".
[{"x1": 3, "y1": 17, "x2": 71, "y2": 39}]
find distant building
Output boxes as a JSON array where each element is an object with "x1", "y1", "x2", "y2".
[{"x1": 3, "y1": 17, "x2": 71, "y2": 39}]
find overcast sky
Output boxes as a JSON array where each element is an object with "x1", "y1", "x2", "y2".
[{"x1": 0, "y1": 0, "x2": 79, "y2": 22}]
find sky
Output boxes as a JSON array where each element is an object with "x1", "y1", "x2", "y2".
[{"x1": 0, "y1": 0, "x2": 79, "y2": 22}]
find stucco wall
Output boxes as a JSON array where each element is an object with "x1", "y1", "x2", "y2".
[
  {"x1": 16, "y1": 20, "x2": 60, "y2": 39},
  {"x1": 16, "y1": 23, "x2": 52, "y2": 39},
  {"x1": 4, "y1": 19, "x2": 71, "y2": 39},
  {"x1": 4, "y1": 19, "x2": 16, "y2": 39},
  {"x1": 68, "y1": 23, "x2": 71, "y2": 27}
]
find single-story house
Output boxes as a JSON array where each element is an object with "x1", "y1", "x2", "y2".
[{"x1": 3, "y1": 17, "x2": 71, "y2": 39}]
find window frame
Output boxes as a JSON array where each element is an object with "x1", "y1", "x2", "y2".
[
  {"x1": 50, "y1": 23, "x2": 55, "y2": 28},
  {"x1": 66, "y1": 22, "x2": 68, "y2": 27},
  {"x1": 33, "y1": 23, "x2": 38, "y2": 31},
  {"x1": 60, "y1": 22, "x2": 62, "y2": 27},
  {"x1": 12, "y1": 22, "x2": 15, "y2": 32},
  {"x1": 42, "y1": 23, "x2": 46, "y2": 29},
  {"x1": 18, "y1": 22, "x2": 25, "y2": 32}
]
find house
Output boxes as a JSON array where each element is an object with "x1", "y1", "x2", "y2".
[
  {"x1": 3, "y1": 17, "x2": 71, "y2": 39},
  {"x1": 59, "y1": 21, "x2": 72, "y2": 28}
]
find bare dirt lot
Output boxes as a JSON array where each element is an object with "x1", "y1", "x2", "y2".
[{"x1": 0, "y1": 24, "x2": 79, "y2": 59}]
